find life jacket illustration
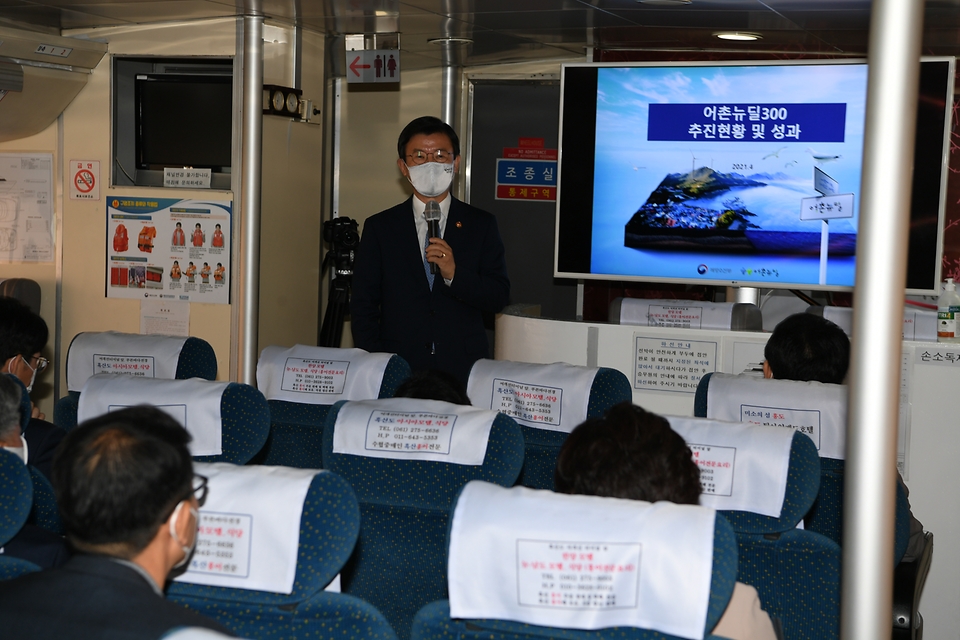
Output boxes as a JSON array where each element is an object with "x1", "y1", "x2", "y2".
[
  {"x1": 212, "y1": 228, "x2": 224, "y2": 248},
  {"x1": 192, "y1": 228, "x2": 205, "y2": 247},
  {"x1": 113, "y1": 224, "x2": 129, "y2": 252},
  {"x1": 138, "y1": 226, "x2": 156, "y2": 252}
]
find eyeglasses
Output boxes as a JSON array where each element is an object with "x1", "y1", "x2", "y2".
[
  {"x1": 22, "y1": 354, "x2": 48, "y2": 374},
  {"x1": 191, "y1": 474, "x2": 209, "y2": 506},
  {"x1": 407, "y1": 149, "x2": 454, "y2": 165}
]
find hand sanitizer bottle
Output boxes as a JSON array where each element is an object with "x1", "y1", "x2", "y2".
[{"x1": 937, "y1": 278, "x2": 960, "y2": 342}]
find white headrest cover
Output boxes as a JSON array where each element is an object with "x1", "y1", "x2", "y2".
[
  {"x1": 332, "y1": 398, "x2": 496, "y2": 466},
  {"x1": 256, "y1": 345, "x2": 392, "y2": 404},
  {"x1": 705, "y1": 373, "x2": 846, "y2": 459},
  {"x1": 77, "y1": 375, "x2": 227, "y2": 457},
  {"x1": 173, "y1": 462, "x2": 319, "y2": 594},
  {"x1": 619, "y1": 298, "x2": 735, "y2": 330},
  {"x1": 467, "y1": 359, "x2": 597, "y2": 433},
  {"x1": 448, "y1": 481, "x2": 715, "y2": 640},
  {"x1": 819, "y1": 305, "x2": 937, "y2": 342},
  {"x1": 667, "y1": 415, "x2": 794, "y2": 517},
  {"x1": 67, "y1": 332, "x2": 188, "y2": 392}
]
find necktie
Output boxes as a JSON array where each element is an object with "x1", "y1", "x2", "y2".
[{"x1": 423, "y1": 232, "x2": 434, "y2": 290}]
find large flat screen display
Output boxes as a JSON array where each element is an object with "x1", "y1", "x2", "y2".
[{"x1": 555, "y1": 59, "x2": 954, "y2": 293}]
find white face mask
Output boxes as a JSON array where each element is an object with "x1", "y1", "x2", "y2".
[
  {"x1": 406, "y1": 161, "x2": 454, "y2": 197},
  {"x1": 169, "y1": 500, "x2": 199, "y2": 570},
  {"x1": 4, "y1": 435, "x2": 28, "y2": 464},
  {"x1": 19, "y1": 355, "x2": 38, "y2": 393}
]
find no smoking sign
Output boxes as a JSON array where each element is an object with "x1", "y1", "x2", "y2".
[{"x1": 70, "y1": 160, "x2": 100, "y2": 201}]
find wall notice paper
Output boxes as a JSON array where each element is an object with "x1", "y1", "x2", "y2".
[
  {"x1": 175, "y1": 463, "x2": 319, "y2": 593},
  {"x1": 467, "y1": 359, "x2": 597, "y2": 433},
  {"x1": 77, "y1": 375, "x2": 226, "y2": 456},
  {"x1": 332, "y1": 398, "x2": 496, "y2": 465},
  {"x1": 106, "y1": 197, "x2": 231, "y2": 304},
  {"x1": 447, "y1": 482, "x2": 715, "y2": 640},
  {"x1": 633, "y1": 335, "x2": 717, "y2": 393},
  {"x1": 667, "y1": 415, "x2": 793, "y2": 517},
  {"x1": 140, "y1": 299, "x2": 190, "y2": 337},
  {"x1": 0, "y1": 153, "x2": 54, "y2": 262}
]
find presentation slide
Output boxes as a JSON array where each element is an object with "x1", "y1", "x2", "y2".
[{"x1": 590, "y1": 64, "x2": 868, "y2": 287}]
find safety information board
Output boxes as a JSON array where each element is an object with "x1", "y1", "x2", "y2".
[{"x1": 106, "y1": 197, "x2": 231, "y2": 303}]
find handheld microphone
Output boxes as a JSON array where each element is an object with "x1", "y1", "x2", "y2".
[{"x1": 425, "y1": 200, "x2": 441, "y2": 275}]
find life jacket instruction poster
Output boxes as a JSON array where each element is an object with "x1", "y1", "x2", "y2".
[
  {"x1": 106, "y1": 197, "x2": 231, "y2": 304},
  {"x1": 0, "y1": 153, "x2": 55, "y2": 262}
]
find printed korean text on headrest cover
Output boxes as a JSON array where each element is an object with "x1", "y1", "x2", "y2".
[
  {"x1": 447, "y1": 481, "x2": 715, "y2": 640},
  {"x1": 332, "y1": 398, "x2": 497, "y2": 466}
]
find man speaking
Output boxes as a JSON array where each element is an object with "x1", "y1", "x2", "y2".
[{"x1": 351, "y1": 116, "x2": 510, "y2": 384}]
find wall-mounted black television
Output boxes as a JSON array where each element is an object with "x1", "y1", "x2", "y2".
[
  {"x1": 135, "y1": 74, "x2": 233, "y2": 172},
  {"x1": 555, "y1": 58, "x2": 954, "y2": 294}
]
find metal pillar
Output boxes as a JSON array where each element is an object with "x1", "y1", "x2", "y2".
[
  {"x1": 236, "y1": 14, "x2": 264, "y2": 384},
  {"x1": 842, "y1": 0, "x2": 924, "y2": 638}
]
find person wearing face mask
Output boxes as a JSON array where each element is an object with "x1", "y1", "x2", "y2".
[
  {"x1": 0, "y1": 375, "x2": 71, "y2": 569},
  {"x1": 0, "y1": 406, "x2": 235, "y2": 639},
  {"x1": 0, "y1": 297, "x2": 66, "y2": 481},
  {"x1": 351, "y1": 116, "x2": 510, "y2": 385}
]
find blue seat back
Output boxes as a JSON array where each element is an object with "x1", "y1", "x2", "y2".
[
  {"x1": 322, "y1": 400, "x2": 525, "y2": 639},
  {"x1": 468, "y1": 362, "x2": 631, "y2": 490},
  {"x1": 716, "y1": 429, "x2": 842, "y2": 640},
  {"x1": 64, "y1": 377, "x2": 269, "y2": 464},
  {"x1": 26, "y1": 466, "x2": 63, "y2": 535},
  {"x1": 695, "y1": 372, "x2": 911, "y2": 563},
  {"x1": 169, "y1": 469, "x2": 398, "y2": 639},
  {"x1": 257, "y1": 353, "x2": 410, "y2": 468},
  {"x1": 55, "y1": 333, "x2": 217, "y2": 430},
  {"x1": 410, "y1": 514, "x2": 738, "y2": 640},
  {"x1": 0, "y1": 449, "x2": 41, "y2": 580}
]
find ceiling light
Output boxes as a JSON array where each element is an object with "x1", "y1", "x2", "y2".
[
  {"x1": 637, "y1": 0, "x2": 693, "y2": 5},
  {"x1": 714, "y1": 32, "x2": 762, "y2": 41},
  {"x1": 427, "y1": 37, "x2": 474, "y2": 46}
]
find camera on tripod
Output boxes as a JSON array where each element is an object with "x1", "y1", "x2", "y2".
[
  {"x1": 322, "y1": 217, "x2": 359, "y2": 278},
  {"x1": 319, "y1": 216, "x2": 360, "y2": 347}
]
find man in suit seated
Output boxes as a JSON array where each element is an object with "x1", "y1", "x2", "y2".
[
  {"x1": 0, "y1": 406, "x2": 235, "y2": 639},
  {"x1": 762, "y1": 312, "x2": 849, "y2": 384},
  {"x1": 0, "y1": 374, "x2": 69, "y2": 569},
  {"x1": 555, "y1": 402, "x2": 777, "y2": 640},
  {"x1": 0, "y1": 296, "x2": 66, "y2": 480},
  {"x1": 763, "y1": 311, "x2": 925, "y2": 562}
]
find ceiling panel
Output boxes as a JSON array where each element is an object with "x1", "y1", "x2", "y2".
[{"x1": 0, "y1": 0, "x2": 956, "y2": 69}]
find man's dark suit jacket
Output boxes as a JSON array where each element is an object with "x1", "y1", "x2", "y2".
[
  {"x1": 0, "y1": 554, "x2": 233, "y2": 639},
  {"x1": 23, "y1": 417, "x2": 66, "y2": 481},
  {"x1": 351, "y1": 196, "x2": 510, "y2": 384}
]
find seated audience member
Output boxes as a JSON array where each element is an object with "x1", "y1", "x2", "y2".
[
  {"x1": 762, "y1": 312, "x2": 848, "y2": 384},
  {"x1": 0, "y1": 297, "x2": 66, "y2": 480},
  {"x1": 0, "y1": 375, "x2": 70, "y2": 569},
  {"x1": 0, "y1": 406, "x2": 235, "y2": 640},
  {"x1": 394, "y1": 369, "x2": 472, "y2": 405},
  {"x1": 555, "y1": 402, "x2": 777, "y2": 640},
  {"x1": 763, "y1": 312, "x2": 924, "y2": 561}
]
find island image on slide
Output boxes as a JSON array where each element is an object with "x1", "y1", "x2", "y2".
[{"x1": 623, "y1": 167, "x2": 856, "y2": 255}]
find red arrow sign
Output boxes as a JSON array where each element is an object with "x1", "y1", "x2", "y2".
[{"x1": 349, "y1": 56, "x2": 371, "y2": 77}]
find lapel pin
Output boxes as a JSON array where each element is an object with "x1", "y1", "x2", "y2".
[{"x1": 455, "y1": 221, "x2": 462, "y2": 228}]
